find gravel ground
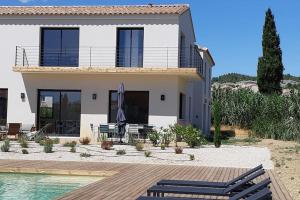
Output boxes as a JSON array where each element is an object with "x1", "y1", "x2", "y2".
[
  {"x1": 254, "y1": 139, "x2": 300, "y2": 200},
  {"x1": 0, "y1": 141, "x2": 273, "y2": 169}
]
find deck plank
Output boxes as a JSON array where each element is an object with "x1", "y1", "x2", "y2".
[{"x1": 0, "y1": 159, "x2": 292, "y2": 200}]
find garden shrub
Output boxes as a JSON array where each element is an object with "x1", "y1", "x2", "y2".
[
  {"x1": 79, "y1": 137, "x2": 91, "y2": 145},
  {"x1": 182, "y1": 125, "x2": 206, "y2": 148},
  {"x1": 70, "y1": 146, "x2": 76, "y2": 153},
  {"x1": 44, "y1": 139, "x2": 53, "y2": 153},
  {"x1": 1, "y1": 139, "x2": 10, "y2": 152},
  {"x1": 19, "y1": 136, "x2": 28, "y2": 148},
  {"x1": 52, "y1": 138, "x2": 60, "y2": 144},
  {"x1": 80, "y1": 153, "x2": 91, "y2": 157},
  {"x1": 116, "y1": 149, "x2": 126, "y2": 155},
  {"x1": 160, "y1": 127, "x2": 174, "y2": 147},
  {"x1": 189, "y1": 154, "x2": 195, "y2": 160},
  {"x1": 22, "y1": 149, "x2": 29, "y2": 154},
  {"x1": 63, "y1": 141, "x2": 77, "y2": 147},
  {"x1": 149, "y1": 130, "x2": 160, "y2": 146},
  {"x1": 135, "y1": 142, "x2": 144, "y2": 151},
  {"x1": 175, "y1": 146, "x2": 183, "y2": 154},
  {"x1": 144, "y1": 151, "x2": 152, "y2": 157}
]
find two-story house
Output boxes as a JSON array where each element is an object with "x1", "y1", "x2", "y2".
[{"x1": 0, "y1": 4, "x2": 214, "y2": 140}]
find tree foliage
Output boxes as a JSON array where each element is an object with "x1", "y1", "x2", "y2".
[
  {"x1": 257, "y1": 8, "x2": 284, "y2": 94},
  {"x1": 212, "y1": 88, "x2": 300, "y2": 141}
]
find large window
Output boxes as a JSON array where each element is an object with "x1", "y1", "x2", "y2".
[
  {"x1": 41, "y1": 28, "x2": 79, "y2": 67},
  {"x1": 38, "y1": 90, "x2": 81, "y2": 137},
  {"x1": 116, "y1": 28, "x2": 144, "y2": 67},
  {"x1": 0, "y1": 89, "x2": 8, "y2": 125},
  {"x1": 109, "y1": 91, "x2": 149, "y2": 124}
]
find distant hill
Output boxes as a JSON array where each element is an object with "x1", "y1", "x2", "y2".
[
  {"x1": 213, "y1": 73, "x2": 300, "y2": 83},
  {"x1": 212, "y1": 73, "x2": 256, "y2": 83}
]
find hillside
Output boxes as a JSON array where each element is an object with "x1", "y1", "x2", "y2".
[{"x1": 213, "y1": 73, "x2": 300, "y2": 83}]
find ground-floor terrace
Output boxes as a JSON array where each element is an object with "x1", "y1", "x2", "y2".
[
  {"x1": 0, "y1": 159, "x2": 292, "y2": 200},
  {"x1": 1, "y1": 72, "x2": 207, "y2": 141}
]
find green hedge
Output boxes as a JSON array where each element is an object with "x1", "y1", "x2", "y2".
[{"x1": 212, "y1": 88, "x2": 300, "y2": 141}]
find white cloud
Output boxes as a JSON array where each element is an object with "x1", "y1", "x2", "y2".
[{"x1": 18, "y1": 0, "x2": 34, "y2": 3}]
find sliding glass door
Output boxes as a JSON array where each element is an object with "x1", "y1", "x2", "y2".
[
  {"x1": 109, "y1": 91, "x2": 149, "y2": 124},
  {"x1": 41, "y1": 28, "x2": 79, "y2": 67},
  {"x1": 38, "y1": 90, "x2": 81, "y2": 137},
  {"x1": 116, "y1": 28, "x2": 144, "y2": 67},
  {"x1": 0, "y1": 89, "x2": 8, "y2": 125}
]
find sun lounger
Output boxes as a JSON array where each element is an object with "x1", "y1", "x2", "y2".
[
  {"x1": 147, "y1": 169, "x2": 266, "y2": 197},
  {"x1": 157, "y1": 165, "x2": 263, "y2": 188},
  {"x1": 246, "y1": 187, "x2": 272, "y2": 200},
  {"x1": 138, "y1": 178, "x2": 271, "y2": 200}
]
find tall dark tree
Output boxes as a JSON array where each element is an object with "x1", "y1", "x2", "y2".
[{"x1": 257, "y1": 8, "x2": 284, "y2": 94}]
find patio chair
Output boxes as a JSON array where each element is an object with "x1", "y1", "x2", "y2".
[
  {"x1": 147, "y1": 169, "x2": 266, "y2": 197},
  {"x1": 98, "y1": 124, "x2": 109, "y2": 141},
  {"x1": 157, "y1": 164, "x2": 263, "y2": 188},
  {"x1": 0, "y1": 125, "x2": 8, "y2": 140},
  {"x1": 141, "y1": 125, "x2": 154, "y2": 143},
  {"x1": 108, "y1": 123, "x2": 117, "y2": 138},
  {"x1": 6, "y1": 123, "x2": 21, "y2": 139},
  {"x1": 20, "y1": 124, "x2": 34, "y2": 135},
  {"x1": 137, "y1": 180, "x2": 271, "y2": 199},
  {"x1": 128, "y1": 124, "x2": 140, "y2": 140}
]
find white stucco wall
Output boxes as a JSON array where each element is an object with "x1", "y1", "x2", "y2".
[
  {"x1": 0, "y1": 12, "x2": 204, "y2": 139},
  {"x1": 21, "y1": 74, "x2": 182, "y2": 139}
]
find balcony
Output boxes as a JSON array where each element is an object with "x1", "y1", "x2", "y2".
[{"x1": 13, "y1": 46, "x2": 203, "y2": 79}]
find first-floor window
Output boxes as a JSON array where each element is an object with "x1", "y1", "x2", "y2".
[
  {"x1": 109, "y1": 91, "x2": 149, "y2": 124},
  {"x1": 179, "y1": 93, "x2": 186, "y2": 120},
  {"x1": 0, "y1": 89, "x2": 8, "y2": 125}
]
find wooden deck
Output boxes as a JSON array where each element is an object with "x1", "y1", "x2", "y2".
[{"x1": 0, "y1": 160, "x2": 293, "y2": 200}]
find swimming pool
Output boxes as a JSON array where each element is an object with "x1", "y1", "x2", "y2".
[{"x1": 0, "y1": 173, "x2": 104, "y2": 200}]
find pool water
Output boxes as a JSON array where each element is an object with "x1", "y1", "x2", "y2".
[{"x1": 0, "y1": 173, "x2": 103, "y2": 200}]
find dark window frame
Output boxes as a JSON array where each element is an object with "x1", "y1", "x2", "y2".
[
  {"x1": 0, "y1": 89, "x2": 8, "y2": 126},
  {"x1": 116, "y1": 27, "x2": 144, "y2": 67},
  {"x1": 40, "y1": 27, "x2": 80, "y2": 67},
  {"x1": 108, "y1": 90, "x2": 149, "y2": 124},
  {"x1": 37, "y1": 89, "x2": 81, "y2": 137},
  {"x1": 179, "y1": 92, "x2": 186, "y2": 120}
]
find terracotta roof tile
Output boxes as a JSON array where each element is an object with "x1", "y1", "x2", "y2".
[{"x1": 0, "y1": 4, "x2": 189, "y2": 16}]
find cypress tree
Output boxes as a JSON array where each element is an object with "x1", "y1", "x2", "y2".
[
  {"x1": 257, "y1": 8, "x2": 284, "y2": 94},
  {"x1": 213, "y1": 101, "x2": 221, "y2": 148}
]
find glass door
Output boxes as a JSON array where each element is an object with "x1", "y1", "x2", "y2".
[
  {"x1": 0, "y1": 89, "x2": 8, "y2": 125},
  {"x1": 38, "y1": 90, "x2": 81, "y2": 137}
]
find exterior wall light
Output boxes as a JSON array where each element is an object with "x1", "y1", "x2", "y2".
[
  {"x1": 92, "y1": 93, "x2": 97, "y2": 100},
  {"x1": 160, "y1": 94, "x2": 165, "y2": 101},
  {"x1": 21, "y1": 93, "x2": 25, "y2": 100}
]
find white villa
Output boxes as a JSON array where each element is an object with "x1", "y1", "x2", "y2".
[{"x1": 0, "y1": 4, "x2": 214, "y2": 141}]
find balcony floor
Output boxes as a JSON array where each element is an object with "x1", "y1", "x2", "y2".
[{"x1": 13, "y1": 66, "x2": 202, "y2": 80}]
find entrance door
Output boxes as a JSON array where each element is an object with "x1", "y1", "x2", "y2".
[
  {"x1": 0, "y1": 89, "x2": 8, "y2": 125},
  {"x1": 38, "y1": 90, "x2": 81, "y2": 137}
]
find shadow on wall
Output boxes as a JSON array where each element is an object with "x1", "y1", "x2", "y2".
[{"x1": 21, "y1": 73, "x2": 181, "y2": 117}]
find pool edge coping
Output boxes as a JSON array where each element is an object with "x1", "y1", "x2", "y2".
[{"x1": 0, "y1": 167, "x2": 118, "y2": 177}]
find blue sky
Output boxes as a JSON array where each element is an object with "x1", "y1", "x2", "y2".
[{"x1": 1, "y1": 0, "x2": 300, "y2": 77}]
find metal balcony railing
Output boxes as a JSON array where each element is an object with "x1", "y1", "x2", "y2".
[{"x1": 15, "y1": 46, "x2": 204, "y2": 75}]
